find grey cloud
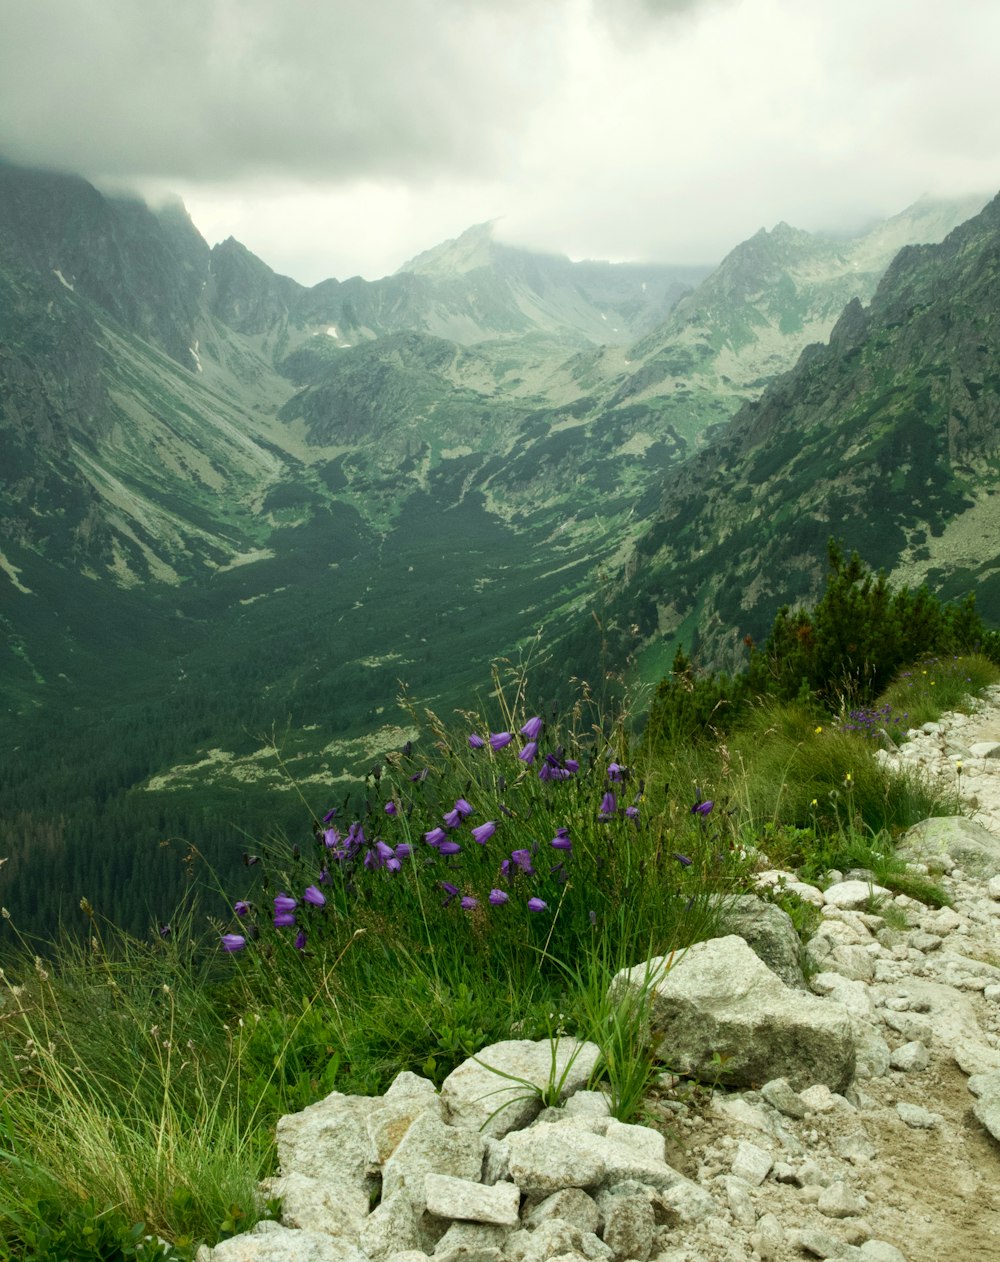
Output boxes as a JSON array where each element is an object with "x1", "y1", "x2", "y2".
[{"x1": 0, "y1": 0, "x2": 561, "y2": 183}]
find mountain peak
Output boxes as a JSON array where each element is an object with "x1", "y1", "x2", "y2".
[{"x1": 397, "y1": 220, "x2": 502, "y2": 277}]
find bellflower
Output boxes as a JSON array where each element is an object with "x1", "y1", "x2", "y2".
[
  {"x1": 439, "y1": 840, "x2": 462, "y2": 856},
  {"x1": 607, "y1": 762, "x2": 626, "y2": 782},
  {"x1": 625, "y1": 806, "x2": 640, "y2": 820},
  {"x1": 274, "y1": 894, "x2": 298, "y2": 914},
  {"x1": 518, "y1": 741, "x2": 539, "y2": 764},
  {"x1": 394, "y1": 843, "x2": 412, "y2": 859},
  {"x1": 454, "y1": 798, "x2": 474, "y2": 818},
  {"x1": 692, "y1": 800, "x2": 714, "y2": 816},
  {"x1": 221, "y1": 934, "x2": 246, "y2": 952},
  {"x1": 489, "y1": 888, "x2": 509, "y2": 906},
  {"x1": 443, "y1": 808, "x2": 462, "y2": 828},
  {"x1": 303, "y1": 885, "x2": 326, "y2": 907},
  {"x1": 440, "y1": 881, "x2": 459, "y2": 908},
  {"x1": 520, "y1": 716, "x2": 543, "y2": 741},
  {"x1": 424, "y1": 827, "x2": 448, "y2": 846},
  {"x1": 471, "y1": 821, "x2": 497, "y2": 845},
  {"x1": 234, "y1": 900, "x2": 250, "y2": 918},
  {"x1": 294, "y1": 930, "x2": 307, "y2": 951},
  {"x1": 384, "y1": 801, "x2": 397, "y2": 816},
  {"x1": 673, "y1": 853, "x2": 693, "y2": 867},
  {"x1": 599, "y1": 791, "x2": 617, "y2": 819},
  {"x1": 273, "y1": 912, "x2": 296, "y2": 928},
  {"x1": 550, "y1": 828, "x2": 572, "y2": 851},
  {"x1": 322, "y1": 808, "x2": 338, "y2": 824},
  {"x1": 468, "y1": 733, "x2": 486, "y2": 749},
  {"x1": 510, "y1": 848, "x2": 535, "y2": 874},
  {"x1": 489, "y1": 732, "x2": 513, "y2": 751},
  {"x1": 323, "y1": 827, "x2": 341, "y2": 848},
  {"x1": 460, "y1": 896, "x2": 479, "y2": 911},
  {"x1": 527, "y1": 897, "x2": 548, "y2": 912},
  {"x1": 564, "y1": 758, "x2": 580, "y2": 773}
]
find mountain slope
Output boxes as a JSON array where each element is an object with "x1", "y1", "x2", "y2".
[{"x1": 606, "y1": 192, "x2": 1000, "y2": 681}]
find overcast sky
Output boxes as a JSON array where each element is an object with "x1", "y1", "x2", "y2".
[{"x1": 2, "y1": 0, "x2": 998, "y2": 284}]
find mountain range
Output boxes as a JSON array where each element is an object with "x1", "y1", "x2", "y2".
[{"x1": 0, "y1": 155, "x2": 992, "y2": 933}]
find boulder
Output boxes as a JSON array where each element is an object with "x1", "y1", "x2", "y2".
[
  {"x1": 612, "y1": 936, "x2": 856, "y2": 1091},
  {"x1": 441, "y1": 1040, "x2": 601, "y2": 1138},
  {"x1": 716, "y1": 894, "x2": 808, "y2": 990},
  {"x1": 899, "y1": 817, "x2": 1000, "y2": 877}
]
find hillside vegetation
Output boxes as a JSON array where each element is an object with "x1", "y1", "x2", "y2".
[{"x1": 0, "y1": 551, "x2": 995, "y2": 1260}]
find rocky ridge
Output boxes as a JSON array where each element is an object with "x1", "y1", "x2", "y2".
[{"x1": 197, "y1": 695, "x2": 1000, "y2": 1262}]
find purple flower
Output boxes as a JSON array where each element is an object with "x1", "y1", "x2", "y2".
[
  {"x1": 625, "y1": 806, "x2": 640, "y2": 820},
  {"x1": 520, "y1": 716, "x2": 543, "y2": 740},
  {"x1": 273, "y1": 912, "x2": 296, "y2": 928},
  {"x1": 460, "y1": 896, "x2": 479, "y2": 911},
  {"x1": 303, "y1": 885, "x2": 326, "y2": 907},
  {"x1": 274, "y1": 894, "x2": 298, "y2": 914},
  {"x1": 673, "y1": 853, "x2": 693, "y2": 867},
  {"x1": 454, "y1": 798, "x2": 474, "y2": 818},
  {"x1": 692, "y1": 800, "x2": 714, "y2": 816},
  {"x1": 221, "y1": 934, "x2": 246, "y2": 952},
  {"x1": 489, "y1": 888, "x2": 509, "y2": 906},
  {"x1": 322, "y1": 808, "x2": 338, "y2": 824},
  {"x1": 564, "y1": 759, "x2": 580, "y2": 774},
  {"x1": 489, "y1": 732, "x2": 513, "y2": 751},
  {"x1": 550, "y1": 828, "x2": 572, "y2": 851},
  {"x1": 234, "y1": 900, "x2": 250, "y2": 918},
  {"x1": 518, "y1": 741, "x2": 539, "y2": 764},
  {"x1": 394, "y1": 843, "x2": 412, "y2": 859},
  {"x1": 471, "y1": 821, "x2": 497, "y2": 845},
  {"x1": 439, "y1": 840, "x2": 462, "y2": 855},
  {"x1": 468, "y1": 733, "x2": 486, "y2": 749},
  {"x1": 599, "y1": 791, "x2": 617, "y2": 819},
  {"x1": 607, "y1": 762, "x2": 626, "y2": 781},
  {"x1": 294, "y1": 930, "x2": 307, "y2": 951},
  {"x1": 424, "y1": 827, "x2": 448, "y2": 846},
  {"x1": 539, "y1": 762, "x2": 569, "y2": 782},
  {"x1": 443, "y1": 808, "x2": 462, "y2": 828},
  {"x1": 323, "y1": 827, "x2": 341, "y2": 848},
  {"x1": 527, "y1": 898, "x2": 548, "y2": 913},
  {"x1": 510, "y1": 848, "x2": 535, "y2": 875},
  {"x1": 384, "y1": 801, "x2": 397, "y2": 816},
  {"x1": 440, "y1": 881, "x2": 459, "y2": 908}
]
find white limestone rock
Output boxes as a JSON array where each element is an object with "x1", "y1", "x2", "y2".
[
  {"x1": 274, "y1": 1094, "x2": 375, "y2": 1236},
  {"x1": 823, "y1": 881, "x2": 891, "y2": 910},
  {"x1": 382, "y1": 1112, "x2": 486, "y2": 1213},
  {"x1": 205, "y1": 1222, "x2": 368, "y2": 1262},
  {"x1": 612, "y1": 936, "x2": 856, "y2": 1091},
  {"x1": 424, "y1": 1176, "x2": 520, "y2": 1227},
  {"x1": 441, "y1": 1040, "x2": 600, "y2": 1138},
  {"x1": 360, "y1": 1191, "x2": 420, "y2": 1262}
]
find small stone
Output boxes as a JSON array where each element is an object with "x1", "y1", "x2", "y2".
[
  {"x1": 601, "y1": 1192, "x2": 655, "y2": 1262},
  {"x1": 424, "y1": 1176, "x2": 520, "y2": 1227},
  {"x1": 895, "y1": 1102, "x2": 941, "y2": 1129},
  {"x1": 859, "y1": 1242, "x2": 909, "y2": 1262},
  {"x1": 761, "y1": 1077, "x2": 808, "y2": 1118},
  {"x1": 730, "y1": 1140, "x2": 772, "y2": 1186},
  {"x1": 889, "y1": 1041, "x2": 930, "y2": 1072},
  {"x1": 525, "y1": 1189, "x2": 600, "y2": 1235},
  {"x1": 749, "y1": 1213, "x2": 785, "y2": 1260},
  {"x1": 789, "y1": 1227, "x2": 848, "y2": 1257},
  {"x1": 823, "y1": 880, "x2": 892, "y2": 910},
  {"x1": 817, "y1": 1181, "x2": 867, "y2": 1218},
  {"x1": 721, "y1": 1176, "x2": 755, "y2": 1228}
]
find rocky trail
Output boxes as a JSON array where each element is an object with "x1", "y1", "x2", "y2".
[{"x1": 198, "y1": 691, "x2": 1000, "y2": 1262}]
